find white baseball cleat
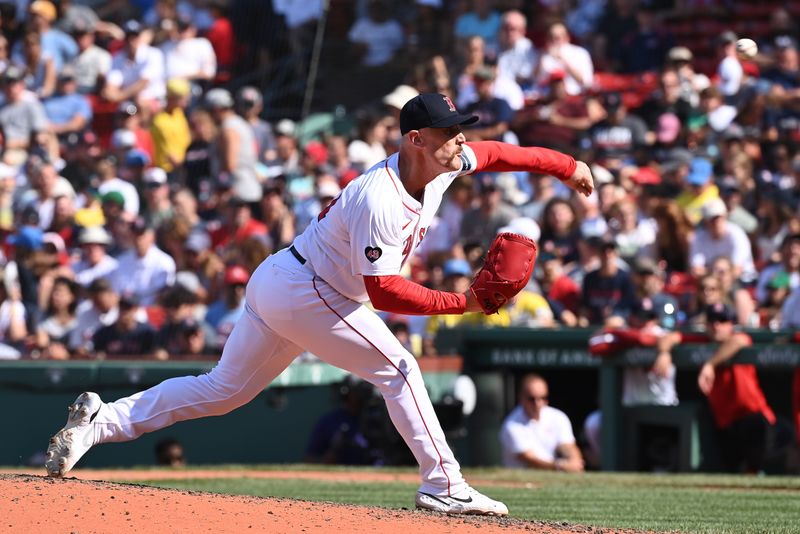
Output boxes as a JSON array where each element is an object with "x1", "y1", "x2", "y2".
[
  {"x1": 415, "y1": 486, "x2": 509, "y2": 516},
  {"x1": 45, "y1": 392, "x2": 102, "y2": 478}
]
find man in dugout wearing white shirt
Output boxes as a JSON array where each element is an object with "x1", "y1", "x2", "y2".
[{"x1": 500, "y1": 374, "x2": 585, "y2": 471}]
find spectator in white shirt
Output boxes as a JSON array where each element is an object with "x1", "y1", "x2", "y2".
[
  {"x1": 72, "y1": 226, "x2": 119, "y2": 288},
  {"x1": 110, "y1": 217, "x2": 176, "y2": 306},
  {"x1": 103, "y1": 20, "x2": 166, "y2": 107},
  {"x1": 348, "y1": 1, "x2": 404, "y2": 68},
  {"x1": 499, "y1": 374, "x2": 584, "y2": 471},
  {"x1": 716, "y1": 31, "x2": 743, "y2": 99},
  {"x1": 496, "y1": 10, "x2": 537, "y2": 87},
  {"x1": 534, "y1": 22, "x2": 593, "y2": 96},
  {"x1": 68, "y1": 18, "x2": 112, "y2": 94},
  {"x1": 95, "y1": 154, "x2": 139, "y2": 220},
  {"x1": 689, "y1": 198, "x2": 756, "y2": 282},
  {"x1": 160, "y1": 14, "x2": 216, "y2": 85}
]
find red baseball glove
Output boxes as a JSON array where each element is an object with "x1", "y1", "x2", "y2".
[{"x1": 470, "y1": 232, "x2": 538, "y2": 315}]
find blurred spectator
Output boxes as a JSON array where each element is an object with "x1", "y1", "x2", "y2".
[
  {"x1": 72, "y1": 226, "x2": 118, "y2": 287},
  {"x1": 205, "y1": 0, "x2": 234, "y2": 83},
  {"x1": 160, "y1": 13, "x2": 216, "y2": 85},
  {"x1": 96, "y1": 155, "x2": 139, "y2": 219},
  {"x1": 68, "y1": 17, "x2": 112, "y2": 94},
  {"x1": 16, "y1": 30, "x2": 57, "y2": 98},
  {"x1": 103, "y1": 20, "x2": 166, "y2": 106},
  {"x1": 110, "y1": 217, "x2": 176, "y2": 306},
  {"x1": 710, "y1": 256, "x2": 756, "y2": 327},
  {"x1": 716, "y1": 30, "x2": 743, "y2": 100},
  {"x1": 18, "y1": 155, "x2": 76, "y2": 231},
  {"x1": 676, "y1": 157, "x2": 719, "y2": 226},
  {"x1": 453, "y1": 0, "x2": 501, "y2": 53},
  {"x1": 539, "y1": 198, "x2": 581, "y2": 265},
  {"x1": 347, "y1": 0, "x2": 404, "y2": 68},
  {"x1": 153, "y1": 285, "x2": 204, "y2": 359},
  {"x1": 593, "y1": 0, "x2": 638, "y2": 71},
  {"x1": 689, "y1": 198, "x2": 755, "y2": 282},
  {"x1": 182, "y1": 227, "x2": 224, "y2": 299},
  {"x1": 537, "y1": 251, "x2": 580, "y2": 326},
  {"x1": 14, "y1": 1, "x2": 78, "y2": 71},
  {"x1": 463, "y1": 66, "x2": 514, "y2": 142},
  {"x1": 665, "y1": 46, "x2": 709, "y2": 107},
  {"x1": 43, "y1": 67, "x2": 91, "y2": 139},
  {"x1": 205, "y1": 264, "x2": 248, "y2": 350},
  {"x1": 631, "y1": 257, "x2": 679, "y2": 331},
  {"x1": 155, "y1": 437, "x2": 186, "y2": 467},
  {"x1": 116, "y1": 100, "x2": 156, "y2": 162},
  {"x1": 589, "y1": 92, "x2": 647, "y2": 171},
  {"x1": 236, "y1": 86, "x2": 276, "y2": 164},
  {"x1": 92, "y1": 294, "x2": 156, "y2": 358},
  {"x1": 618, "y1": 4, "x2": 674, "y2": 73},
  {"x1": 183, "y1": 108, "x2": 216, "y2": 201},
  {"x1": 500, "y1": 374, "x2": 584, "y2": 471},
  {"x1": 210, "y1": 198, "x2": 266, "y2": 250},
  {"x1": 142, "y1": 167, "x2": 174, "y2": 228},
  {"x1": 0, "y1": 65, "x2": 50, "y2": 166},
  {"x1": 151, "y1": 79, "x2": 191, "y2": 173},
  {"x1": 460, "y1": 176, "x2": 517, "y2": 251},
  {"x1": 0, "y1": 265, "x2": 27, "y2": 358},
  {"x1": 206, "y1": 88, "x2": 261, "y2": 204},
  {"x1": 756, "y1": 234, "x2": 800, "y2": 305},
  {"x1": 347, "y1": 110, "x2": 388, "y2": 171},
  {"x1": 638, "y1": 68, "x2": 693, "y2": 138},
  {"x1": 34, "y1": 276, "x2": 79, "y2": 359},
  {"x1": 533, "y1": 22, "x2": 593, "y2": 96},
  {"x1": 608, "y1": 198, "x2": 654, "y2": 263},
  {"x1": 580, "y1": 235, "x2": 636, "y2": 327},
  {"x1": 496, "y1": 10, "x2": 535, "y2": 87}
]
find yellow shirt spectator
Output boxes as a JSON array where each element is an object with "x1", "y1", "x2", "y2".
[
  {"x1": 676, "y1": 157, "x2": 718, "y2": 226},
  {"x1": 151, "y1": 79, "x2": 192, "y2": 172}
]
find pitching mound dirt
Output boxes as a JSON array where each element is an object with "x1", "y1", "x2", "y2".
[{"x1": 1, "y1": 473, "x2": 632, "y2": 534}]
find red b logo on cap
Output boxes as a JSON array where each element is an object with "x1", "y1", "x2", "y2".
[{"x1": 443, "y1": 96, "x2": 456, "y2": 112}]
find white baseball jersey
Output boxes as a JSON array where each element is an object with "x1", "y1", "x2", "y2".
[
  {"x1": 499, "y1": 405, "x2": 576, "y2": 467},
  {"x1": 293, "y1": 145, "x2": 478, "y2": 302}
]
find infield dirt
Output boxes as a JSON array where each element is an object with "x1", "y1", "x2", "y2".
[{"x1": 1, "y1": 472, "x2": 651, "y2": 534}]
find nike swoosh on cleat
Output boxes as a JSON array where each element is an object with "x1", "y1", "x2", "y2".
[{"x1": 449, "y1": 495, "x2": 473, "y2": 503}]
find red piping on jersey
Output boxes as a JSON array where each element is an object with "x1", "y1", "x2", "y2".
[
  {"x1": 364, "y1": 275, "x2": 467, "y2": 315},
  {"x1": 385, "y1": 160, "x2": 420, "y2": 213},
  {"x1": 312, "y1": 277, "x2": 453, "y2": 495},
  {"x1": 466, "y1": 141, "x2": 577, "y2": 181}
]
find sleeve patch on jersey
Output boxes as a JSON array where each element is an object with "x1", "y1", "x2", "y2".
[
  {"x1": 459, "y1": 153, "x2": 472, "y2": 173},
  {"x1": 365, "y1": 246, "x2": 383, "y2": 263}
]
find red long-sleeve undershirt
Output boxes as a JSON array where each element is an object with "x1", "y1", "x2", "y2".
[
  {"x1": 466, "y1": 141, "x2": 577, "y2": 181},
  {"x1": 364, "y1": 275, "x2": 466, "y2": 315},
  {"x1": 363, "y1": 142, "x2": 575, "y2": 315}
]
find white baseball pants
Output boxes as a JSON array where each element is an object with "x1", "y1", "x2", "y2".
[{"x1": 91, "y1": 248, "x2": 467, "y2": 496}]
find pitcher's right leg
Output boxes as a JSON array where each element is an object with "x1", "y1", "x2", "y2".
[{"x1": 45, "y1": 307, "x2": 302, "y2": 476}]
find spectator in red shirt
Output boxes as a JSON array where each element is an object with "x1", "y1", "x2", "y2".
[
  {"x1": 209, "y1": 197, "x2": 267, "y2": 251},
  {"x1": 206, "y1": 0, "x2": 235, "y2": 83},
  {"x1": 537, "y1": 250, "x2": 580, "y2": 326}
]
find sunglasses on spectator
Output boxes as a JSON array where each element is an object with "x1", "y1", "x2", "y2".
[{"x1": 525, "y1": 395, "x2": 548, "y2": 403}]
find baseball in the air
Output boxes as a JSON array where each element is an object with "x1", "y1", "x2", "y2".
[{"x1": 736, "y1": 38, "x2": 758, "y2": 59}]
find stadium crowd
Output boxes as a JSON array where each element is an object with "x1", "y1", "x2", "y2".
[{"x1": 0, "y1": 0, "x2": 796, "y2": 364}]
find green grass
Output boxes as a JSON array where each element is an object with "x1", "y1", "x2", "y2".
[{"x1": 129, "y1": 467, "x2": 800, "y2": 534}]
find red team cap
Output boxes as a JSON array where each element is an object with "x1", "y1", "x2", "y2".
[
  {"x1": 400, "y1": 93, "x2": 478, "y2": 135},
  {"x1": 224, "y1": 265, "x2": 250, "y2": 285}
]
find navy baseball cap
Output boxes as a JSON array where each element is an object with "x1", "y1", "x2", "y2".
[{"x1": 400, "y1": 93, "x2": 478, "y2": 135}]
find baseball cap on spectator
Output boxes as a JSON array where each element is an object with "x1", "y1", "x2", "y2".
[
  {"x1": 57, "y1": 66, "x2": 77, "y2": 83},
  {"x1": 661, "y1": 148, "x2": 693, "y2": 174},
  {"x1": 317, "y1": 180, "x2": 341, "y2": 200},
  {"x1": 687, "y1": 158, "x2": 713, "y2": 186},
  {"x1": 775, "y1": 35, "x2": 797, "y2": 50},
  {"x1": 119, "y1": 293, "x2": 140, "y2": 309},
  {"x1": 184, "y1": 230, "x2": 211, "y2": 253},
  {"x1": 702, "y1": 198, "x2": 728, "y2": 220},
  {"x1": 101, "y1": 190, "x2": 125, "y2": 208},
  {"x1": 656, "y1": 113, "x2": 681, "y2": 144},
  {"x1": 383, "y1": 84, "x2": 419, "y2": 111},
  {"x1": 205, "y1": 88, "x2": 234, "y2": 109},
  {"x1": 166, "y1": 79, "x2": 191, "y2": 98},
  {"x1": 667, "y1": 46, "x2": 693, "y2": 62},
  {"x1": 78, "y1": 225, "x2": 112, "y2": 246},
  {"x1": 597, "y1": 234, "x2": 617, "y2": 251},
  {"x1": 118, "y1": 101, "x2": 139, "y2": 117},
  {"x1": 602, "y1": 92, "x2": 623, "y2": 111},
  {"x1": 125, "y1": 149, "x2": 150, "y2": 168},
  {"x1": 111, "y1": 128, "x2": 137, "y2": 149},
  {"x1": 236, "y1": 86, "x2": 262, "y2": 108},
  {"x1": 768, "y1": 271, "x2": 791, "y2": 290},
  {"x1": 275, "y1": 119, "x2": 296, "y2": 137},
  {"x1": 176, "y1": 271, "x2": 202, "y2": 293},
  {"x1": 631, "y1": 167, "x2": 661, "y2": 185},
  {"x1": 304, "y1": 141, "x2": 328, "y2": 167},
  {"x1": 706, "y1": 303, "x2": 735, "y2": 323},
  {"x1": 29, "y1": 1, "x2": 57, "y2": 22},
  {"x1": 590, "y1": 163, "x2": 614, "y2": 185},
  {"x1": 442, "y1": 258, "x2": 472, "y2": 278},
  {"x1": 399, "y1": 93, "x2": 479, "y2": 135},
  {"x1": 3, "y1": 65, "x2": 25, "y2": 84},
  {"x1": 224, "y1": 264, "x2": 250, "y2": 285},
  {"x1": 633, "y1": 257, "x2": 663, "y2": 277},
  {"x1": 131, "y1": 216, "x2": 152, "y2": 234},
  {"x1": 143, "y1": 167, "x2": 168, "y2": 186},
  {"x1": 7, "y1": 226, "x2": 44, "y2": 250},
  {"x1": 43, "y1": 232, "x2": 66, "y2": 254},
  {"x1": 473, "y1": 66, "x2": 495, "y2": 82},
  {"x1": 717, "y1": 30, "x2": 738, "y2": 46},
  {"x1": 123, "y1": 20, "x2": 143, "y2": 36},
  {"x1": 498, "y1": 217, "x2": 541, "y2": 242},
  {"x1": 70, "y1": 17, "x2": 95, "y2": 35}
]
